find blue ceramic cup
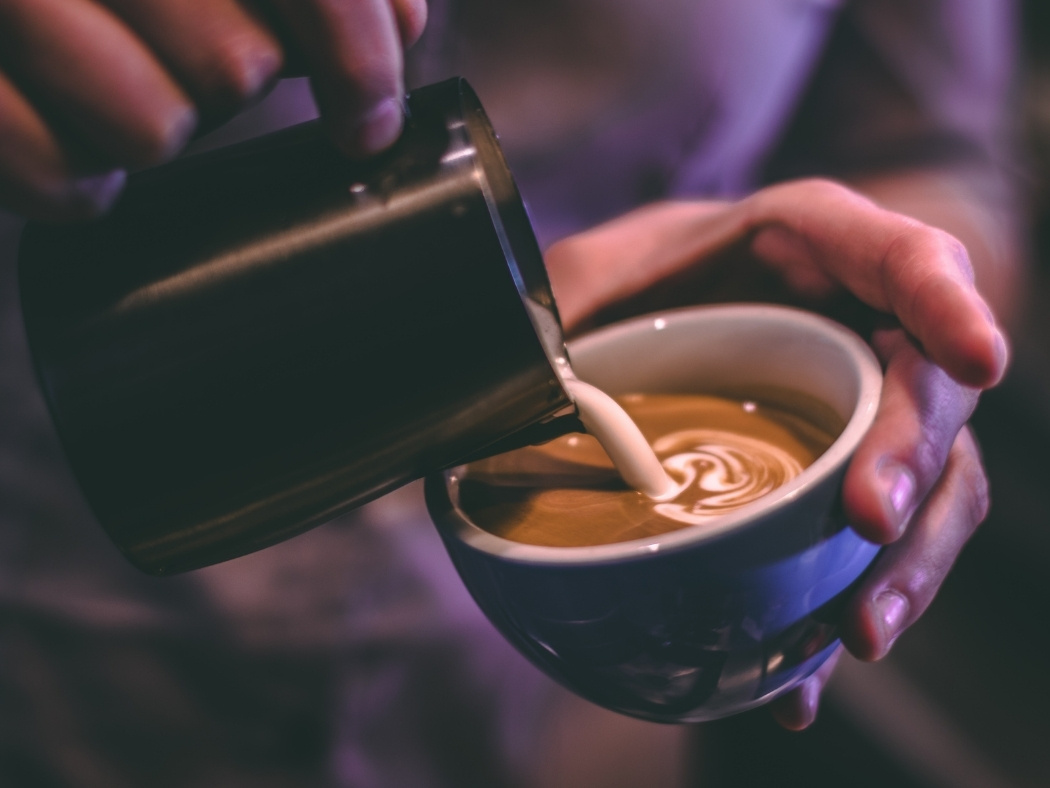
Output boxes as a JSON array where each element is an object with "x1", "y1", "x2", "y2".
[{"x1": 426, "y1": 304, "x2": 883, "y2": 722}]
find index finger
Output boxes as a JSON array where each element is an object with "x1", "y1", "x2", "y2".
[{"x1": 746, "y1": 179, "x2": 1008, "y2": 388}]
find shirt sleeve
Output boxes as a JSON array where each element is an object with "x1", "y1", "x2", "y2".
[{"x1": 761, "y1": 0, "x2": 1020, "y2": 182}]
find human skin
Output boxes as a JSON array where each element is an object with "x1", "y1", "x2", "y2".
[
  {"x1": 0, "y1": 0, "x2": 1017, "y2": 734},
  {"x1": 0, "y1": 0, "x2": 426, "y2": 220},
  {"x1": 544, "y1": 176, "x2": 1013, "y2": 729}
]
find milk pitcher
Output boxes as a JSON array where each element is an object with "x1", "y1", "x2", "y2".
[{"x1": 18, "y1": 78, "x2": 577, "y2": 575}]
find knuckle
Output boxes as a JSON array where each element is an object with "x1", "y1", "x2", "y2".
[
  {"x1": 910, "y1": 225, "x2": 972, "y2": 278},
  {"x1": 941, "y1": 231, "x2": 974, "y2": 280},
  {"x1": 884, "y1": 224, "x2": 932, "y2": 268},
  {"x1": 888, "y1": 225, "x2": 968, "y2": 277},
  {"x1": 881, "y1": 225, "x2": 968, "y2": 314},
  {"x1": 937, "y1": 228, "x2": 967, "y2": 258}
]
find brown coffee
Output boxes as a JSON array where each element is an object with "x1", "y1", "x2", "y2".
[{"x1": 458, "y1": 390, "x2": 843, "y2": 547}]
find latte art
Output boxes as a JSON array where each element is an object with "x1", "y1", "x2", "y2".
[
  {"x1": 652, "y1": 430, "x2": 805, "y2": 525},
  {"x1": 459, "y1": 392, "x2": 842, "y2": 548}
]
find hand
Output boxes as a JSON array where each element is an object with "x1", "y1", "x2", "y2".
[
  {"x1": 0, "y1": 0, "x2": 427, "y2": 221},
  {"x1": 545, "y1": 178, "x2": 1007, "y2": 729}
]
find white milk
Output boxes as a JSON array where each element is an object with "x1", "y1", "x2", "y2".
[
  {"x1": 564, "y1": 378, "x2": 678, "y2": 501},
  {"x1": 563, "y1": 379, "x2": 806, "y2": 526}
]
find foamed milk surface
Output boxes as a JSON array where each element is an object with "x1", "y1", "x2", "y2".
[{"x1": 459, "y1": 392, "x2": 840, "y2": 547}]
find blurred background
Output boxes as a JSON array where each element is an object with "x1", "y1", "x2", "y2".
[{"x1": 689, "y1": 3, "x2": 1050, "y2": 786}]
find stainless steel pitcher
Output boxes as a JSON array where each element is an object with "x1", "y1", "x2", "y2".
[{"x1": 18, "y1": 78, "x2": 577, "y2": 575}]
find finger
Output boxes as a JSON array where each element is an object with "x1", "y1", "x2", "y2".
[
  {"x1": 0, "y1": 70, "x2": 126, "y2": 220},
  {"x1": 840, "y1": 427, "x2": 988, "y2": 662},
  {"x1": 391, "y1": 0, "x2": 428, "y2": 47},
  {"x1": 0, "y1": 0, "x2": 196, "y2": 170},
  {"x1": 97, "y1": 0, "x2": 283, "y2": 123},
  {"x1": 746, "y1": 179, "x2": 1008, "y2": 388},
  {"x1": 545, "y1": 201, "x2": 736, "y2": 332},
  {"x1": 768, "y1": 646, "x2": 843, "y2": 731},
  {"x1": 268, "y1": 0, "x2": 408, "y2": 157},
  {"x1": 843, "y1": 325, "x2": 980, "y2": 544}
]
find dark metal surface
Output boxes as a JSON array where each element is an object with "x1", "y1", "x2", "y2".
[{"x1": 18, "y1": 78, "x2": 574, "y2": 575}]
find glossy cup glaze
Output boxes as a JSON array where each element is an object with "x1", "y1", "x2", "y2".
[{"x1": 425, "y1": 304, "x2": 883, "y2": 722}]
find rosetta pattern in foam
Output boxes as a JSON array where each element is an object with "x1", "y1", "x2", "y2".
[{"x1": 651, "y1": 430, "x2": 804, "y2": 526}]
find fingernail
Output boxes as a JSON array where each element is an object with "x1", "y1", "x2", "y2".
[
  {"x1": 875, "y1": 461, "x2": 915, "y2": 539},
  {"x1": 874, "y1": 590, "x2": 909, "y2": 655},
  {"x1": 798, "y1": 677, "x2": 820, "y2": 728},
  {"x1": 353, "y1": 98, "x2": 404, "y2": 156},
  {"x1": 69, "y1": 170, "x2": 128, "y2": 216},
  {"x1": 159, "y1": 105, "x2": 199, "y2": 162}
]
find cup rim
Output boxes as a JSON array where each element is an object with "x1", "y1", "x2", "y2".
[{"x1": 430, "y1": 303, "x2": 882, "y2": 566}]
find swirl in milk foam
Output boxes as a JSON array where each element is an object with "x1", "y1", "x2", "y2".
[
  {"x1": 459, "y1": 391, "x2": 838, "y2": 548},
  {"x1": 650, "y1": 430, "x2": 804, "y2": 525}
]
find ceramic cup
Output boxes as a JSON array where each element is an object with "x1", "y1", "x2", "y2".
[{"x1": 425, "y1": 303, "x2": 883, "y2": 722}]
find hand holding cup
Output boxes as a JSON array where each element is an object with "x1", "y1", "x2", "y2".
[{"x1": 542, "y1": 180, "x2": 1006, "y2": 726}]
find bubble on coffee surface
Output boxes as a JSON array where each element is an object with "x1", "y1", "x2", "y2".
[{"x1": 459, "y1": 392, "x2": 841, "y2": 548}]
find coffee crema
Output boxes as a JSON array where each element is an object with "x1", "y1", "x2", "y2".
[{"x1": 458, "y1": 391, "x2": 843, "y2": 547}]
